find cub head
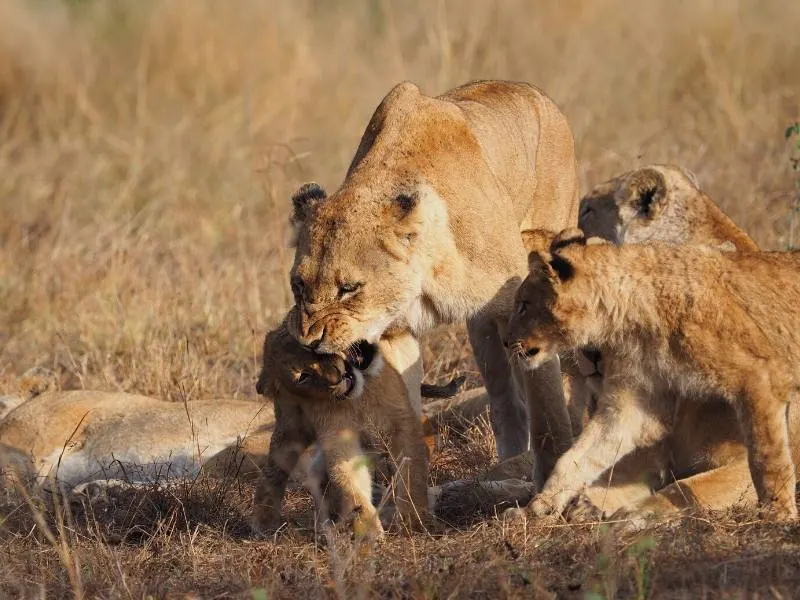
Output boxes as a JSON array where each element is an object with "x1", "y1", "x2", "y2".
[
  {"x1": 257, "y1": 325, "x2": 382, "y2": 402},
  {"x1": 506, "y1": 228, "x2": 603, "y2": 371},
  {"x1": 286, "y1": 81, "x2": 488, "y2": 354},
  {"x1": 578, "y1": 164, "x2": 701, "y2": 245}
]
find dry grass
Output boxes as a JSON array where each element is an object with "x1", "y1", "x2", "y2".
[{"x1": 1, "y1": 0, "x2": 799, "y2": 597}]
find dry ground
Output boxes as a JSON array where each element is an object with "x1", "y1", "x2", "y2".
[{"x1": 1, "y1": 0, "x2": 799, "y2": 597}]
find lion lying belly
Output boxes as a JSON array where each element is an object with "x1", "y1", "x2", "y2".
[{"x1": 507, "y1": 229, "x2": 800, "y2": 521}]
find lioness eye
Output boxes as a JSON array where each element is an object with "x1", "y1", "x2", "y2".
[
  {"x1": 296, "y1": 372, "x2": 311, "y2": 384},
  {"x1": 517, "y1": 302, "x2": 527, "y2": 316},
  {"x1": 337, "y1": 282, "x2": 363, "y2": 299}
]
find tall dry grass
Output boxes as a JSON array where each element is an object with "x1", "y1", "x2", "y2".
[{"x1": 0, "y1": 0, "x2": 798, "y2": 400}]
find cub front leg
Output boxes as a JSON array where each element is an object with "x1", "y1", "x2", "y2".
[
  {"x1": 252, "y1": 423, "x2": 311, "y2": 534},
  {"x1": 318, "y1": 425, "x2": 383, "y2": 540},
  {"x1": 528, "y1": 385, "x2": 667, "y2": 518}
]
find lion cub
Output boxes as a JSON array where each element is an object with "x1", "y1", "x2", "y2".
[
  {"x1": 506, "y1": 228, "x2": 800, "y2": 521},
  {"x1": 252, "y1": 324, "x2": 430, "y2": 538}
]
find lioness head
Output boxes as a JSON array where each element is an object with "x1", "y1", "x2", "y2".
[
  {"x1": 257, "y1": 325, "x2": 382, "y2": 401},
  {"x1": 506, "y1": 228, "x2": 605, "y2": 371},
  {"x1": 578, "y1": 164, "x2": 703, "y2": 245},
  {"x1": 286, "y1": 82, "x2": 490, "y2": 354}
]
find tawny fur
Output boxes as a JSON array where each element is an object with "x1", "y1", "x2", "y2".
[
  {"x1": 0, "y1": 391, "x2": 275, "y2": 489},
  {"x1": 252, "y1": 324, "x2": 431, "y2": 539},
  {"x1": 507, "y1": 234, "x2": 800, "y2": 521},
  {"x1": 287, "y1": 79, "x2": 580, "y2": 479},
  {"x1": 578, "y1": 164, "x2": 758, "y2": 251},
  {"x1": 568, "y1": 165, "x2": 792, "y2": 525}
]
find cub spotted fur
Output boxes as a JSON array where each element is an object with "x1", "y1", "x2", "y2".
[
  {"x1": 252, "y1": 324, "x2": 430, "y2": 538},
  {"x1": 507, "y1": 229, "x2": 800, "y2": 520},
  {"x1": 287, "y1": 80, "x2": 580, "y2": 479}
]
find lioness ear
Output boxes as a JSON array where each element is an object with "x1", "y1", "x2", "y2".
[
  {"x1": 550, "y1": 227, "x2": 586, "y2": 252},
  {"x1": 629, "y1": 169, "x2": 666, "y2": 218},
  {"x1": 289, "y1": 183, "x2": 327, "y2": 243},
  {"x1": 521, "y1": 228, "x2": 557, "y2": 253}
]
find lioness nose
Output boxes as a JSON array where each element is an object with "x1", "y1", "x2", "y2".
[{"x1": 298, "y1": 318, "x2": 326, "y2": 349}]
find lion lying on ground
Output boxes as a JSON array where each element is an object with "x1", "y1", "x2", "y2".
[
  {"x1": 252, "y1": 323, "x2": 431, "y2": 538},
  {"x1": 506, "y1": 228, "x2": 800, "y2": 521},
  {"x1": 0, "y1": 389, "x2": 276, "y2": 489},
  {"x1": 0, "y1": 366, "x2": 458, "y2": 501},
  {"x1": 287, "y1": 79, "x2": 580, "y2": 485}
]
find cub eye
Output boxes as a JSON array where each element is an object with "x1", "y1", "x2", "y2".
[
  {"x1": 337, "y1": 282, "x2": 363, "y2": 299},
  {"x1": 296, "y1": 372, "x2": 311, "y2": 384},
  {"x1": 517, "y1": 302, "x2": 528, "y2": 317}
]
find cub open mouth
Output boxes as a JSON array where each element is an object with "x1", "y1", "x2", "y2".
[{"x1": 342, "y1": 369, "x2": 356, "y2": 396}]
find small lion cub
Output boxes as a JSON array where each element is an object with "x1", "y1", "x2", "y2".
[
  {"x1": 506, "y1": 228, "x2": 800, "y2": 521},
  {"x1": 251, "y1": 323, "x2": 431, "y2": 538}
]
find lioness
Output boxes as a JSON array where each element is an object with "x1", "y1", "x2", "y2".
[
  {"x1": 287, "y1": 79, "x2": 580, "y2": 482},
  {"x1": 252, "y1": 324, "x2": 430, "y2": 538},
  {"x1": 506, "y1": 230, "x2": 800, "y2": 520}
]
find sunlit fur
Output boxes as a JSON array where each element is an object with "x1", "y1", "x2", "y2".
[
  {"x1": 508, "y1": 231, "x2": 800, "y2": 521},
  {"x1": 286, "y1": 79, "x2": 581, "y2": 467}
]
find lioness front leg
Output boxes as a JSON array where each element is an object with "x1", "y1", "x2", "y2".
[
  {"x1": 252, "y1": 426, "x2": 311, "y2": 534},
  {"x1": 318, "y1": 426, "x2": 383, "y2": 539},
  {"x1": 737, "y1": 375, "x2": 796, "y2": 520},
  {"x1": 385, "y1": 412, "x2": 432, "y2": 531},
  {"x1": 528, "y1": 386, "x2": 667, "y2": 518},
  {"x1": 468, "y1": 315, "x2": 530, "y2": 461}
]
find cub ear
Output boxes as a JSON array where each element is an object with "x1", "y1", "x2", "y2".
[
  {"x1": 521, "y1": 228, "x2": 557, "y2": 254},
  {"x1": 527, "y1": 249, "x2": 550, "y2": 275},
  {"x1": 628, "y1": 168, "x2": 667, "y2": 218},
  {"x1": 290, "y1": 183, "x2": 327, "y2": 236},
  {"x1": 549, "y1": 227, "x2": 586, "y2": 252},
  {"x1": 526, "y1": 250, "x2": 575, "y2": 283}
]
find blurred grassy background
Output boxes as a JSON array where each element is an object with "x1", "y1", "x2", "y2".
[{"x1": 1, "y1": 0, "x2": 798, "y2": 400}]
